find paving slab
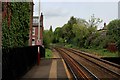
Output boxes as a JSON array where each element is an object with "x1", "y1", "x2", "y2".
[
  {"x1": 52, "y1": 49, "x2": 61, "y2": 58},
  {"x1": 22, "y1": 59, "x2": 52, "y2": 78},
  {"x1": 21, "y1": 58, "x2": 70, "y2": 79},
  {"x1": 21, "y1": 49, "x2": 71, "y2": 79}
]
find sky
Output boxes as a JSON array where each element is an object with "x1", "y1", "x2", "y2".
[{"x1": 33, "y1": 0, "x2": 120, "y2": 31}]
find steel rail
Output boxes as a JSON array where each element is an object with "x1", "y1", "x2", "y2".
[
  {"x1": 65, "y1": 47, "x2": 120, "y2": 68},
  {"x1": 62, "y1": 47, "x2": 120, "y2": 78},
  {"x1": 55, "y1": 48, "x2": 78, "y2": 80},
  {"x1": 55, "y1": 48, "x2": 99, "y2": 80}
]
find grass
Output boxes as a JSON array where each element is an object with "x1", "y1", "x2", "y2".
[
  {"x1": 45, "y1": 49, "x2": 53, "y2": 58},
  {"x1": 65, "y1": 44, "x2": 79, "y2": 49},
  {"x1": 79, "y1": 48, "x2": 119, "y2": 57},
  {"x1": 64, "y1": 44, "x2": 119, "y2": 57}
]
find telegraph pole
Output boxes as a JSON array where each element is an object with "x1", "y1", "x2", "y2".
[
  {"x1": 38, "y1": 0, "x2": 41, "y2": 43},
  {"x1": 37, "y1": 0, "x2": 41, "y2": 65}
]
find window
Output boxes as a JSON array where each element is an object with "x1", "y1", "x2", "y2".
[
  {"x1": 33, "y1": 18, "x2": 39, "y2": 24},
  {"x1": 32, "y1": 27, "x2": 35, "y2": 35},
  {"x1": 32, "y1": 38, "x2": 35, "y2": 45}
]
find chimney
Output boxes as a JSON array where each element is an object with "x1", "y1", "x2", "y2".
[
  {"x1": 40, "y1": 13, "x2": 43, "y2": 44},
  {"x1": 40, "y1": 13, "x2": 43, "y2": 27},
  {"x1": 103, "y1": 22, "x2": 106, "y2": 29}
]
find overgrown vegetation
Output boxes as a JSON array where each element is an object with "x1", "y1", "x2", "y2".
[
  {"x1": 80, "y1": 48, "x2": 118, "y2": 57},
  {"x1": 45, "y1": 49, "x2": 53, "y2": 58},
  {"x1": 107, "y1": 20, "x2": 120, "y2": 54},
  {"x1": 2, "y1": 2, "x2": 31, "y2": 49},
  {"x1": 43, "y1": 14, "x2": 120, "y2": 57},
  {"x1": 64, "y1": 44, "x2": 118, "y2": 57}
]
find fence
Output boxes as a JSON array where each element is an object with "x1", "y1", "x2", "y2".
[{"x1": 2, "y1": 45, "x2": 45, "y2": 80}]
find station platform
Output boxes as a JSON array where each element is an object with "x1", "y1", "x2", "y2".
[{"x1": 21, "y1": 49, "x2": 71, "y2": 79}]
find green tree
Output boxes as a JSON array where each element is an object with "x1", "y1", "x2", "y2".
[
  {"x1": 84, "y1": 14, "x2": 103, "y2": 48},
  {"x1": 72, "y1": 19, "x2": 89, "y2": 47},
  {"x1": 107, "y1": 19, "x2": 120, "y2": 43},
  {"x1": 43, "y1": 30, "x2": 51, "y2": 48},
  {"x1": 43, "y1": 26, "x2": 54, "y2": 48},
  {"x1": 62, "y1": 16, "x2": 77, "y2": 43},
  {"x1": 88, "y1": 14, "x2": 103, "y2": 28},
  {"x1": 53, "y1": 27, "x2": 63, "y2": 43},
  {"x1": 107, "y1": 19, "x2": 120, "y2": 56}
]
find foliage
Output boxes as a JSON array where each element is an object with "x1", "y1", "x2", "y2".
[
  {"x1": 43, "y1": 30, "x2": 50, "y2": 48},
  {"x1": 72, "y1": 22, "x2": 88, "y2": 47},
  {"x1": 107, "y1": 19, "x2": 120, "y2": 54},
  {"x1": 88, "y1": 14, "x2": 103, "y2": 27},
  {"x1": 53, "y1": 27, "x2": 63, "y2": 43},
  {"x1": 80, "y1": 48, "x2": 119, "y2": 57},
  {"x1": 43, "y1": 15, "x2": 120, "y2": 55},
  {"x1": 107, "y1": 19, "x2": 120, "y2": 43},
  {"x1": 2, "y1": 2, "x2": 31, "y2": 48},
  {"x1": 62, "y1": 16, "x2": 77, "y2": 44},
  {"x1": 51, "y1": 15, "x2": 103, "y2": 49},
  {"x1": 43, "y1": 26, "x2": 54, "y2": 48},
  {"x1": 45, "y1": 49, "x2": 53, "y2": 58}
]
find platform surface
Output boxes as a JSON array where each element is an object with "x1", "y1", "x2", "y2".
[{"x1": 21, "y1": 49, "x2": 71, "y2": 79}]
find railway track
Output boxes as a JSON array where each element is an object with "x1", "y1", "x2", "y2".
[
  {"x1": 54, "y1": 47, "x2": 120, "y2": 80},
  {"x1": 55, "y1": 47, "x2": 99, "y2": 80}
]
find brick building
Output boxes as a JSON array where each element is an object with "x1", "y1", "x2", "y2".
[{"x1": 29, "y1": 13, "x2": 44, "y2": 46}]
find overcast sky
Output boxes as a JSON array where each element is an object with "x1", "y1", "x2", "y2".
[{"x1": 33, "y1": 0, "x2": 120, "y2": 31}]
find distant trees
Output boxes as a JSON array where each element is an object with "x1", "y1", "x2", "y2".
[
  {"x1": 107, "y1": 19, "x2": 120, "y2": 43},
  {"x1": 43, "y1": 15, "x2": 102, "y2": 47},
  {"x1": 43, "y1": 26, "x2": 54, "y2": 48},
  {"x1": 62, "y1": 16, "x2": 77, "y2": 44},
  {"x1": 88, "y1": 14, "x2": 103, "y2": 28},
  {"x1": 43, "y1": 15, "x2": 120, "y2": 54},
  {"x1": 107, "y1": 19, "x2": 120, "y2": 54},
  {"x1": 72, "y1": 19, "x2": 89, "y2": 47},
  {"x1": 53, "y1": 27, "x2": 63, "y2": 43}
]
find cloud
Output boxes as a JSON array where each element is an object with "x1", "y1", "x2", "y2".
[{"x1": 43, "y1": 8, "x2": 70, "y2": 18}]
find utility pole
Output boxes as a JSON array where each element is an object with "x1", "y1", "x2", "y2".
[
  {"x1": 37, "y1": 0, "x2": 41, "y2": 65},
  {"x1": 118, "y1": 1, "x2": 120, "y2": 19},
  {"x1": 37, "y1": 0, "x2": 41, "y2": 45}
]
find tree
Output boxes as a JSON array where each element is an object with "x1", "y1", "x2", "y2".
[
  {"x1": 83, "y1": 14, "x2": 103, "y2": 48},
  {"x1": 72, "y1": 19, "x2": 89, "y2": 47},
  {"x1": 43, "y1": 30, "x2": 51, "y2": 48},
  {"x1": 88, "y1": 14, "x2": 103, "y2": 28},
  {"x1": 62, "y1": 16, "x2": 77, "y2": 43},
  {"x1": 53, "y1": 27, "x2": 63, "y2": 43},
  {"x1": 107, "y1": 19, "x2": 120, "y2": 55},
  {"x1": 107, "y1": 19, "x2": 120, "y2": 43},
  {"x1": 43, "y1": 26, "x2": 54, "y2": 48}
]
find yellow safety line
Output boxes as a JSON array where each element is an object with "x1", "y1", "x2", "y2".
[
  {"x1": 49, "y1": 59, "x2": 57, "y2": 79},
  {"x1": 62, "y1": 59, "x2": 72, "y2": 80}
]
